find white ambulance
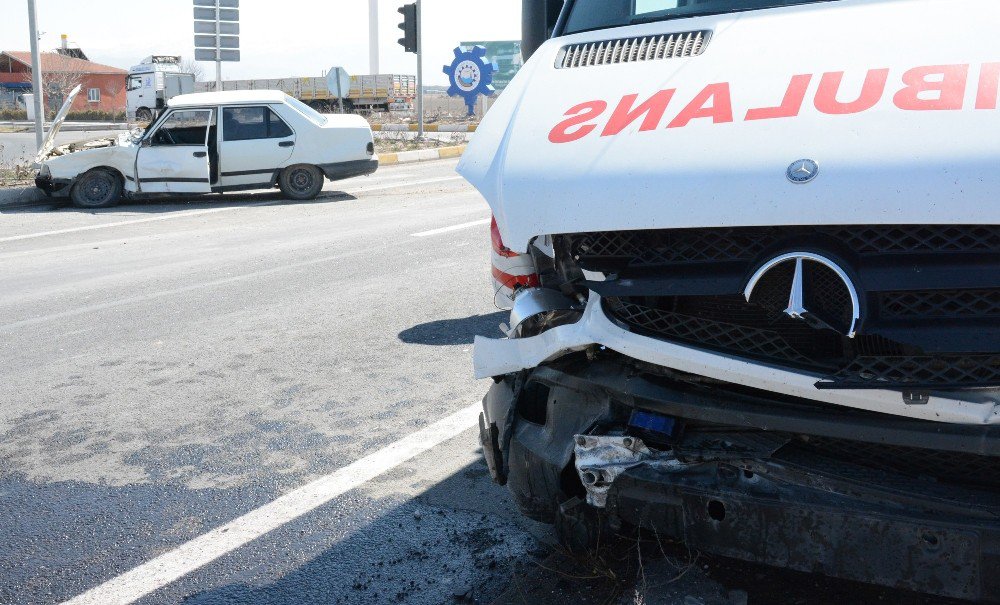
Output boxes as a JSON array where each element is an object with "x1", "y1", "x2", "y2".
[{"x1": 462, "y1": 1, "x2": 1000, "y2": 601}]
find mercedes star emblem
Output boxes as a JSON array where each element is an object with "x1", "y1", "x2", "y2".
[
  {"x1": 744, "y1": 252, "x2": 861, "y2": 338},
  {"x1": 786, "y1": 159, "x2": 819, "y2": 184}
]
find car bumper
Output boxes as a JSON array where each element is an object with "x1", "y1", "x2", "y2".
[
  {"x1": 34, "y1": 173, "x2": 72, "y2": 197},
  {"x1": 319, "y1": 159, "x2": 378, "y2": 181},
  {"x1": 473, "y1": 293, "x2": 1000, "y2": 425},
  {"x1": 479, "y1": 361, "x2": 1000, "y2": 602}
]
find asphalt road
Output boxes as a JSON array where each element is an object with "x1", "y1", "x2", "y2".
[
  {"x1": 0, "y1": 159, "x2": 961, "y2": 605},
  {"x1": 0, "y1": 160, "x2": 558, "y2": 604}
]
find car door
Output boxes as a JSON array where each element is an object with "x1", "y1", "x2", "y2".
[
  {"x1": 218, "y1": 106, "x2": 296, "y2": 188},
  {"x1": 136, "y1": 108, "x2": 214, "y2": 194}
]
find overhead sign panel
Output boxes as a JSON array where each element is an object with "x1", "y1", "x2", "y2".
[
  {"x1": 194, "y1": 7, "x2": 239, "y2": 21},
  {"x1": 194, "y1": 0, "x2": 240, "y2": 63},
  {"x1": 194, "y1": 20, "x2": 239, "y2": 35},
  {"x1": 194, "y1": 49, "x2": 240, "y2": 62}
]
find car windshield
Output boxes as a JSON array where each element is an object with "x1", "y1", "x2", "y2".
[
  {"x1": 284, "y1": 95, "x2": 328, "y2": 126},
  {"x1": 563, "y1": 0, "x2": 839, "y2": 34}
]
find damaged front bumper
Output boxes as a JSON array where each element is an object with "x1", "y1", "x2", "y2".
[
  {"x1": 474, "y1": 293, "x2": 1000, "y2": 425},
  {"x1": 478, "y1": 359, "x2": 1000, "y2": 602},
  {"x1": 34, "y1": 173, "x2": 72, "y2": 197}
]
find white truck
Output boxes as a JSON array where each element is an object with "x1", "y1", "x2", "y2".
[
  {"x1": 464, "y1": 0, "x2": 1000, "y2": 602},
  {"x1": 127, "y1": 56, "x2": 196, "y2": 122}
]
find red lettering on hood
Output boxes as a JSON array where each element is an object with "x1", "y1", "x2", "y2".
[
  {"x1": 668, "y1": 83, "x2": 734, "y2": 128},
  {"x1": 893, "y1": 64, "x2": 969, "y2": 111},
  {"x1": 815, "y1": 69, "x2": 890, "y2": 115},
  {"x1": 977, "y1": 63, "x2": 1000, "y2": 110},
  {"x1": 548, "y1": 62, "x2": 991, "y2": 144},
  {"x1": 548, "y1": 100, "x2": 608, "y2": 144},
  {"x1": 602, "y1": 89, "x2": 676, "y2": 136},
  {"x1": 745, "y1": 74, "x2": 811, "y2": 121}
]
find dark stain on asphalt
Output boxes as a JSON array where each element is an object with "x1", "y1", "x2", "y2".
[{"x1": 0, "y1": 473, "x2": 278, "y2": 605}]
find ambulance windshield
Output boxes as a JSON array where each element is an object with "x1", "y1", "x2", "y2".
[{"x1": 563, "y1": 0, "x2": 837, "y2": 34}]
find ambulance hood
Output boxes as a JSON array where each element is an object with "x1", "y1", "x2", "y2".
[{"x1": 458, "y1": 0, "x2": 1000, "y2": 251}]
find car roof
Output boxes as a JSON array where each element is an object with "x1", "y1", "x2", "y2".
[{"x1": 168, "y1": 90, "x2": 287, "y2": 108}]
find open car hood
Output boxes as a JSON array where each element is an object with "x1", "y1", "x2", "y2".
[
  {"x1": 458, "y1": 0, "x2": 1000, "y2": 251},
  {"x1": 35, "y1": 84, "x2": 81, "y2": 164}
]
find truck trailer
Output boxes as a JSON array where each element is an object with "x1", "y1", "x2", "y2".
[{"x1": 195, "y1": 74, "x2": 416, "y2": 113}]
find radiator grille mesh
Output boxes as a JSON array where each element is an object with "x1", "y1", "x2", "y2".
[{"x1": 557, "y1": 31, "x2": 709, "y2": 69}]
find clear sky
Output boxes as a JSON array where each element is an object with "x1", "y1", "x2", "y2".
[{"x1": 1, "y1": 0, "x2": 522, "y2": 86}]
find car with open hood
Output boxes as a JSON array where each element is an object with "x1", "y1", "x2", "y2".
[
  {"x1": 35, "y1": 87, "x2": 377, "y2": 208},
  {"x1": 463, "y1": 0, "x2": 1000, "y2": 601}
]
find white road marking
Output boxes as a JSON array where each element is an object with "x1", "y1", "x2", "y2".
[
  {"x1": 348, "y1": 175, "x2": 462, "y2": 193},
  {"x1": 411, "y1": 218, "x2": 490, "y2": 238},
  {"x1": 60, "y1": 402, "x2": 481, "y2": 605},
  {"x1": 0, "y1": 246, "x2": 371, "y2": 332},
  {"x1": 0, "y1": 205, "x2": 275, "y2": 244},
  {"x1": 0, "y1": 177, "x2": 465, "y2": 245}
]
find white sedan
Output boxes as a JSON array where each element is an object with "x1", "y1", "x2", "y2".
[{"x1": 35, "y1": 87, "x2": 378, "y2": 208}]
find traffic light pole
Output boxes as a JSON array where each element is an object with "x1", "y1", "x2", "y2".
[{"x1": 416, "y1": 0, "x2": 424, "y2": 138}]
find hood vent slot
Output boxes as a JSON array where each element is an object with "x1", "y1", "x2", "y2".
[{"x1": 556, "y1": 31, "x2": 709, "y2": 69}]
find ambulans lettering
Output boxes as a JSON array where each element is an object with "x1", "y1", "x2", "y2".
[
  {"x1": 815, "y1": 69, "x2": 890, "y2": 115},
  {"x1": 745, "y1": 74, "x2": 811, "y2": 121},
  {"x1": 548, "y1": 100, "x2": 608, "y2": 144},
  {"x1": 549, "y1": 63, "x2": 998, "y2": 143}
]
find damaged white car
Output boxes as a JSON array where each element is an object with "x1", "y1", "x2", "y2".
[{"x1": 35, "y1": 86, "x2": 377, "y2": 208}]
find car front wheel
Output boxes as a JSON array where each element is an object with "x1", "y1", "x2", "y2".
[
  {"x1": 70, "y1": 169, "x2": 122, "y2": 208},
  {"x1": 279, "y1": 165, "x2": 324, "y2": 200}
]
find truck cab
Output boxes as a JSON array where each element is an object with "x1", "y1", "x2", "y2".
[
  {"x1": 462, "y1": 1, "x2": 1000, "y2": 601},
  {"x1": 127, "y1": 55, "x2": 196, "y2": 122}
]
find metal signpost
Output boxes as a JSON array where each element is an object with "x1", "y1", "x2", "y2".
[
  {"x1": 326, "y1": 66, "x2": 351, "y2": 114},
  {"x1": 26, "y1": 0, "x2": 45, "y2": 150},
  {"x1": 193, "y1": 0, "x2": 240, "y2": 90}
]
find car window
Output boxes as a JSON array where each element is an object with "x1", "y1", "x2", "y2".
[
  {"x1": 284, "y1": 95, "x2": 328, "y2": 126},
  {"x1": 127, "y1": 75, "x2": 143, "y2": 92},
  {"x1": 223, "y1": 107, "x2": 295, "y2": 141},
  {"x1": 268, "y1": 109, "x2": 293, "y2": 138},
  {"x1": 223, "y1": 107, "x2": 267, "y2": 141},
  {"x1": 150, "y1": 109, "x2": 213, "y2": 146}
]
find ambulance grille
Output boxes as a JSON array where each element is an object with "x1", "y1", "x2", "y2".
[{"x1": 556, "y1": 31, "x2": 710, "y2": 69}]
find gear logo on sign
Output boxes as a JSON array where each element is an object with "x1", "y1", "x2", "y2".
[{"x1": 443, "y1": 46, "x2": 497, "y2": 116}]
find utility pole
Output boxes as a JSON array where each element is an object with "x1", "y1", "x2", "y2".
[
  {"x1": 368, "y1": 0, "x2": 379, "y2": 75},
  {"x1": 214, "y1": 2, "x2": 223, "y2": 89},
  {"x1": 26, "y1": 0, "x2": 45, "y2": 150},
  {"x1": 416, "y1": 0, "x2": 423, "y2": 138}
]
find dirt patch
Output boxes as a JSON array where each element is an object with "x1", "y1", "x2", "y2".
[{"x1": 375, "y1": 131, "x2": 470, "y2": 153}]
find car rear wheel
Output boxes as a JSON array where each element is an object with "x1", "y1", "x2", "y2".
[
  {"x1": 70, "y1": 169, "x2": 122, "y2": 208},
  {"x1": 279, "y1": 164, "x2": 324, "y2": 200}
]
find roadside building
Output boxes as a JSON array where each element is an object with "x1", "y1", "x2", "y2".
[{"x1": 0, "y1": 50, "x2": 127, "y2": 113}]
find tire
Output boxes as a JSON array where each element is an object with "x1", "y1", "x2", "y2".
[
  {"x1": 70, "y1": 169, "x2": 122, "y2": 208},
  {"x1": 136, "y1": 107, "x2": 153, "y2": 123},
  {"x1": 278, "y1": 165, "x2": 324, "y2": 200}
]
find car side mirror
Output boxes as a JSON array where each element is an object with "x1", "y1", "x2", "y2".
[{"x1": 140, "y1": 138, "x2": 152, "y2": 148}]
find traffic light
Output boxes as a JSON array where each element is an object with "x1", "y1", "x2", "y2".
[{"x1": 398, "y1": 3, "x2": 418, "y2": 54}]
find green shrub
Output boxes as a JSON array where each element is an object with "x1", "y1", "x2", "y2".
[
  {"x1": 0, "y1": 108, "x2": 27, "y2": 121},
  {"x1": 0, "y1": 108, "x2": 126, "y2": 121}
]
